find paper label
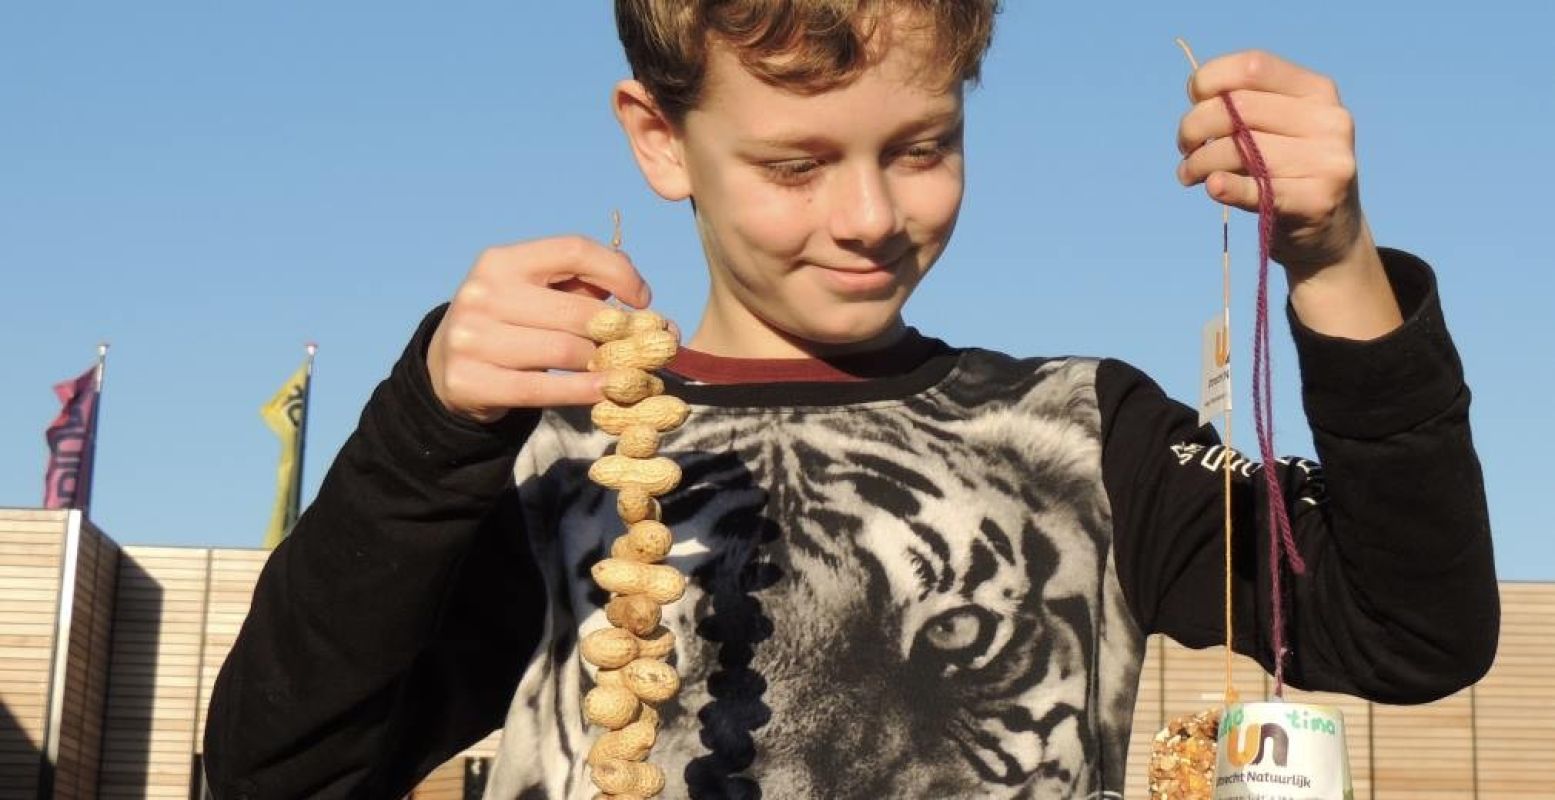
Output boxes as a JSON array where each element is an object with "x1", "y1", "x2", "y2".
[
  {"x1": 1199, "y1": 315, "x2": 1231, "y2": 427},
  {"x1": 1215, "y1": 702, "x2": 1354, "y2": 800}
]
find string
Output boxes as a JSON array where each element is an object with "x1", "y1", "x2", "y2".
[
  {"x1": 606, "y1": 209, "x2": 627, "y2": 311},
  {"x1": 1175, "y1": 38, "x2": 1239, "y2": 709},
  {"x1": 1221, "y1": 95, "x2": 1308, "y2": 697},
  {"x1": 1220, "y1": 204, "x2": 1238, "y2": 706},
  {"x1": 1177, "y1": 39, "x2": 1307, "y2": 700}
]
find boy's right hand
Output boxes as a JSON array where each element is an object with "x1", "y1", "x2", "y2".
[{"x1": 427, "y1": 236, "x2": 652, "y2": 424}]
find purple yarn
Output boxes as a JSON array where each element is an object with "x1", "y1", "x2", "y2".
[{"x1": 1223, "y1": 94, "x2": 1307, "y2": 696}]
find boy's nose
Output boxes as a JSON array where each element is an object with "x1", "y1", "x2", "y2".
[{"x1": 827, "y1": 165, "x2": 900, "y2": 249}]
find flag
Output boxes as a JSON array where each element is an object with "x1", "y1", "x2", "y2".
[
  {"x1": 44, "y1": 365, "x2": 102, "y2": 511},
  {"x1": 261, "y1": 350, "x2": 313, "y2": 548}
]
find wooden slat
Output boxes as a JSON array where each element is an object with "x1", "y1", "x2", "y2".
[
  {"x1": 0, "y1": 634, "x2": 55, "y2": 648},
  {"x1": 1473, "y1": 583, "x2": 1555, "y2": 798},
  {"x1": 51, "y1": 524, "x2": 119, "y2": 794},
  {"x1": 0, "y1": 585, "x2": 70, "y2": 603},
  {"x1": 0, "y1": 604, "x2": 62, "y2": 621},
  {"x1": 1123, "y1": 634, "x2": 1163, "y2": 799},
  {"x1": 0, "y1": 553, "x2": 64, "y2": 568},
  {"x1": 1158, "y1": 638, "x2": 1269, "y2": 719},
  {"x1": 196, "y1": 551, "x2": 262, "y2": 747},
  {"x1": 1373, "y1": 690, "x2": 1474, "y2": 798},
  {"x1": 409, "y1": 757, "x2": 470, "y2": 799},
  {"x1": 0, "y1": 564, "x2": 69, "y2": 578},
  {"x1": 0, "y1": 509, "x2": 69, "y2": 523},
  {"x1": 0, "y1": 514, "x2": 61, "y2": 796},
  {"x1": 100, "y1": 547, "x2": 212, "y2": 798},
  {"x1": 0, "y1": 522, "x2": 70, "y2": 536}
]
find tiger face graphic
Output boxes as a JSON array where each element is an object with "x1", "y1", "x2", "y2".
[{"x1": 488, "y1": 355, "x2": 1144, "y2": 799}]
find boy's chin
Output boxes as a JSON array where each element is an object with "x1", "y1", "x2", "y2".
[{"x1": 782, "y1": 304, "x2": 906, "y2": 349}]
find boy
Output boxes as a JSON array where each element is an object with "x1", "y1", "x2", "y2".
[{"x1": 205, "y1": 2, "x2": 1498, "y2": 798}]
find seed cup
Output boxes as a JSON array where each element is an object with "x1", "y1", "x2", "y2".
[{"x1": 1214, "y1": 701, "x2": 1353, "y2": 800}]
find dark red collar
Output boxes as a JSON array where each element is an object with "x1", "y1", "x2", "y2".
[{"x1": 664, "y1": 328, "x2": 944, "y2": 385}]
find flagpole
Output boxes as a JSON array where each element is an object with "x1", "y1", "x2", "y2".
[
  {"x1": 80, "y1": 342, "x2": 109, "y2": 519},
  {"x1": 293, "y1": 342, "x2": 316, "y2": 523}
]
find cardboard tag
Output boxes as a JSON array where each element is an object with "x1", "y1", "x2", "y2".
[
  {"x1": 1199, "y1": 314, "x2": 1231, "y2": 427},
  {"x1": 1215, "y1": 702, "x2": 1354, "y2": 799}
]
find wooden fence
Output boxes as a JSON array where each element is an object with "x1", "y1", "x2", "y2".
[
  {"x1": 1118, "y1": 583, "x2": 1553, "y2": 800},
  {"x1": 1, "y1": 507, "x2": 1550, "y2": 798},
  {"x1": 1, "y1": 509, "x2": 117, "y2": 799}
]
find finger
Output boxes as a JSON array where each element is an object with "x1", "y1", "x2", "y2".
[
  {"x1": 508, "y1": 282, "x2": 616, "y2": 338},
  {"x1": 476, "y1": 235, "x2": 652, "y2": 308},
  {"x1": 1177, "y1": 133, "x2": 1348, "y2": 187},
  {"x1": 552, "y1": 277, "x2": 613, "y2": 302},
  {"x1": 1202, "y1": 172, "x2": 1348, "y2": 219},
  {"x1": 452, "y1": 277, "x2": 611, "y2": 341},
  {"x1": 444, "y1": 359, "x2": 606, "y2": 410},
  {"x1": 1178, "y1": 91, "x2": 1352, "y2": 156},
  {"x1": 1189, "y1": 50, "x2": 1339, "y2": 105},
  {"x1": 439, "y1": 317, "x2": 596, "y2": 372},
  {"x1": 1204, "y1": 172, "x2": 1262, "y2": 211}
]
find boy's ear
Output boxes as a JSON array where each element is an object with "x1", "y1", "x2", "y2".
[{"x1": 613, "y1": 80, "x2": 692, "y2": 202}]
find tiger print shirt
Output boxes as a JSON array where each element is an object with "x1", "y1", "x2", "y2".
[{"x1": 204, "y1": 249, "x2": 1498, "y2": 800}]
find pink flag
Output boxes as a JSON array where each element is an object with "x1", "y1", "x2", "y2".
[{"x1": 44, "y1": 366, "x2": 100, "y2": 511}]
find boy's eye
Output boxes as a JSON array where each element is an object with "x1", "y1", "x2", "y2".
[
  {"x1": 898, "y1": 137, "x2": 958, "y2": 168},
  {"x1": 763, "y1": 159, "x2": 824, "y2": 185}
]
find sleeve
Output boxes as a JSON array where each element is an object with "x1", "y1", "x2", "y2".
[
  {"x1": 1103, "y1": 248, "x2": 1499, "y2": 704},
  {"x1": 203, "y1": 305, "x2": 550, "y2": 799}
]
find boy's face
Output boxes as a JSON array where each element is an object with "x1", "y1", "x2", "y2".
[{"x1": 666, "y1": 25, "x2": 966, "y2": 355}]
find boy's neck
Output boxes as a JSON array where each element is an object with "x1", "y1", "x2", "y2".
[
  {"x1": 686, "y1": 308, "x2": 910, "y2": 360},
  {"x1": 667, "y1": 325, "x2": 943, "y2": 386}
]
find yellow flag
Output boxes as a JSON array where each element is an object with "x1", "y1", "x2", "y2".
[{"x1": 261, "y1": 359, "x2": 310, "y2": 549}]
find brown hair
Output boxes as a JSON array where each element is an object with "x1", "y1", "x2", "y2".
[{"x1": 615, "y1": 0, "x2": 1000, "y2": 124}]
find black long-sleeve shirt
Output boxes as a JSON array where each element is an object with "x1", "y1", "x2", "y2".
[{"x1": 204, "y1": 248, "x2": 1497, "y2": 799}]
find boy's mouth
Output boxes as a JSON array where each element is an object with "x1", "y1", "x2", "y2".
[{"x1": 812, "y1": 254, "x2": 907, "y2": 295}]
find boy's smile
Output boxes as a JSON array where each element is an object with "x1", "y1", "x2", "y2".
[{"x1": 616, "y1": 14, "x2": 966, "y2": 359}]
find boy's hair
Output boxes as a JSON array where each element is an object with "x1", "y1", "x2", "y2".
[{"x1": 615, "y1": 0, "x2": 1001, "y2": 124}]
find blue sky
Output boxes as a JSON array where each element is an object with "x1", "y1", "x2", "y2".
[{"x1": 3, "y1": 2, "x2": 1550, "y2": 579}]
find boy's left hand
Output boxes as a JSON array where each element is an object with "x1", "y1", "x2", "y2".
[
  {"x1": 1176, "y1": 50, "x2": 1362, "y2": 277},
  {"x1": 1176, "y1": 50, "x2": 1403, "y2": 339}
]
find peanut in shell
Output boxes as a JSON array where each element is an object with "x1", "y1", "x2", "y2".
[
  {"x1": 605, "y1": 594, "x2": 662, "y2": 636},
  {"x1": 610, "y1": 520, "x2": 673, "y2": 563},
  {"x1": 592, "y1": 395, "x2": 689, "y2": 435},
  {"x1": 583, "y1": 685, "x2": 641, "y2": 731},
  {"x1": 587, "y1": 719, "x2": 658, "y2": 765},
  {"x1": 586, "y1": 308, "x2": 632, "y2": 343},
  {"x1": 581, "y1": 628, "x2": 640, "y2": 669},
  {"x1": 601, "y1": 369, "x2": 665, "y2": 406},
  {"x1": 591, "y1": 759, "x2": 666, "y2": 797},
  {"x1": 634, "y1": 626, "x2": 676, "y2": 660},
  {"x1": 616, "y1": 489, "x2": 660, "y2": 524},
  {"x1": 592, "y1": 559, "x2": 687, "y2": 604},
  {"x1": 589, "y1": 331, "x2": 678, "y2": 372},
  {"x1": 616, "y1": 425, "x2": 661, "y2": 459},
  {"x1": 621, "y1": 657, "x2": 681, "y2": 703},
  {"x1": 588, "y1": 455, "x2": 682, "y2": 497},
  {"x1": 626, "y1": 310, "x2": 667, "y2": 335}
]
